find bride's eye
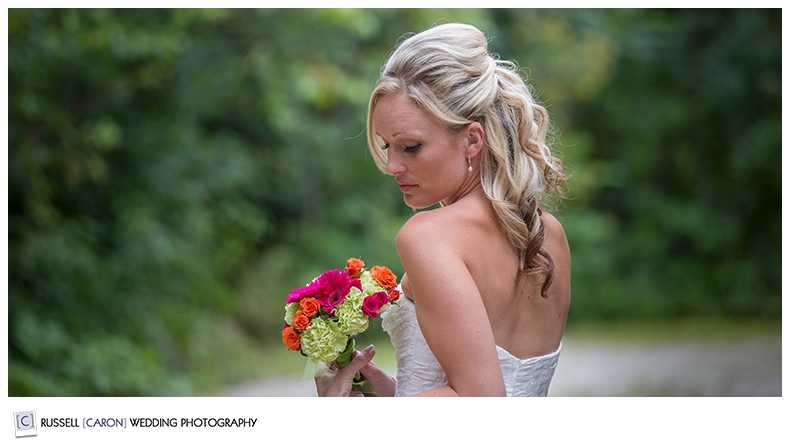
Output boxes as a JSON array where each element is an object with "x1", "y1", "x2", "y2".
[
  {"x1": 404, "y1": 144, "x2": 421, "y2": 153},
  {"x1": 381, "y1": 142, "x2": 390, "y2": 151}
]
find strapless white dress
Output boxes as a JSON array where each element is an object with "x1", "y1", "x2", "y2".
[{"x1": 380, "y1": 296, "x2": 561, "y2": 397}]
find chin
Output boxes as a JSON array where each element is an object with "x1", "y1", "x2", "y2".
[{"x1": 403, "y1": 197, "x2": 437, "y2": 210}]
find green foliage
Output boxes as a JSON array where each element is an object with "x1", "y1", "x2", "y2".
[
  {"x1": 8, "y1": 9, "x2": 781, "y2": 396},
  {"x1": 563, "y1": 9, "x2": 781, "y2": 320}
]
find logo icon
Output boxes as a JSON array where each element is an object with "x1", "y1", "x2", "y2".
[{"x1": 14, "y1": 411, "x2": 37, "y2": 438}]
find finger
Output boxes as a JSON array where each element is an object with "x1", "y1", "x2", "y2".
[
  {"x1": 350, "y1": 344, "x2": 376, "y2": 361},
  {"x1": 356, "y1": 345, "x2": 380, "y2": 372},
  {"x1": 352, "y1": 345, "x2": 376, "y2": 366},
  {"x1": 336, "y1": 345, "x2": 375, "y2": 380}
]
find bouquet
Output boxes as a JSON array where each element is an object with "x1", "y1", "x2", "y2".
[{"x1": 281, "y1": 257, "x2": 399, "y2": 394}]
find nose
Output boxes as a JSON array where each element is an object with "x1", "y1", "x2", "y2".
[{"x1": 385, "y1": 153, "x2": 404, "y2": 176}]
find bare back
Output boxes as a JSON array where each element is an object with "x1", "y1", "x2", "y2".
[{"x1": 402, "y1": 189, "x2": 570, "y2": 360}]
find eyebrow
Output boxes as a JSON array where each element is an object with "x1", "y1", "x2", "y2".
[{"x1": 381, "y1": 131, "x2": 423, "y2": 140}]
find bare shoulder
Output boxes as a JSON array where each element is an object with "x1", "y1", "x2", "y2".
[
  {"x1": 541, "y1": 210, "x2": 571, "y2": 260},
  {"x1": 541, "y1": 210, "x2": 566, "y2": 236},
  {"x1": 396, "y1": 207, "x2": 457, "y2": 252}
]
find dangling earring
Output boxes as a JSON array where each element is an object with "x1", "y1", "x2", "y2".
[{"x1": 467, "y1": 155, "x2": 473, "y2": 172}]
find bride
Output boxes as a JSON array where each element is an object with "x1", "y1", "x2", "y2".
[{"x1": 316, "y1": 22, "x2": 571, "y2": 397}]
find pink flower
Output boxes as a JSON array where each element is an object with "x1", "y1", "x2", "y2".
[
  {"x1": 286, "y1": 281, "x2": 324, "y2": 304},
  {"x1": 315, "y1": 269, "x2": 361, "y2": 313},
  {"x1": 362, "y1": 291, "x2": 390, "y2": 318}
]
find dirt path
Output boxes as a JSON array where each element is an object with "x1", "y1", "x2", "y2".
[{"x1": 217, "y1": 334, "x2": 782, "y2": 397}]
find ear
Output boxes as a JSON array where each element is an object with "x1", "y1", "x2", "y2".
[{"x1": 464, "y1": 122, "x2": 485, "y2": 158}]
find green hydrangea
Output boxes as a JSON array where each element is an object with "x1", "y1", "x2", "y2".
[
  {"x1": 359, "y1": 270, "x2": 386, "y2": 296},
  {"x1": 300, "y1": 318, "x2": 347, "y2": 363},
  {"x1": 284, "y1": 302, "x2": 299, "y2": 326},
  {"x1": 334, "y1": 287, "x2": 369, "y2": 336}
]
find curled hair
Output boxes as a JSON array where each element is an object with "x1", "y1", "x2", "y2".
[{"x1": 367, "y1": 23, "x2": 568, "y2": 297}]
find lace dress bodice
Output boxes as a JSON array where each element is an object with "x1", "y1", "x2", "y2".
[{"x1": 380, "y1": 295, "x2": 561, "y2": 397}]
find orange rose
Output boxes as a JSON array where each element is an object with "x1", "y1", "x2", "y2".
[
  {"x1": 292, "y1": 310, "x2": 311, "y2": 332},
  {"x1": 371, "y1": 266, "x2": 398, "y2": 290},
  {"x1": 282, "y1": 327, "x2": 301, "y2": 351},
  {"x1": 346, "y1": 258, "x2": 365, "y2": 277},
  {"x1": 388, "y1": 288, "x2": 400, "y2": 302},
  {"x1": 300, "y1": 297, "x2": 321, "y2": 317}
]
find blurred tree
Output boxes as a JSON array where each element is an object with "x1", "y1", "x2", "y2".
[{"x1": 563, "y1": 9, "x2": 781, "y2": 319}]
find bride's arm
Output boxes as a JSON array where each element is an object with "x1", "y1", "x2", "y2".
[{"x1": 396, "y1": 211, "x2": 506, "y2": 397}]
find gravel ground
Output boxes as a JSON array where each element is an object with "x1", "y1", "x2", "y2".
[{"x1": 217, "y1": 334, "x2": 782, "y2": 397}]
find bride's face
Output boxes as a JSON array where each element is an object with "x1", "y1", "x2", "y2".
[{"x1": 372, "y1": 94, "x2": 469, "y2": 209}]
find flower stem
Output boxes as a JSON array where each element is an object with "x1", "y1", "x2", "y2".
[{"x1": 336, "y1": 338, "x2": 376, "y2": 395}]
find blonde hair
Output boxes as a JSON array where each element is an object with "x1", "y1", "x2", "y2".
[{"x1": 367, "y1": 23, "x2": 568, "y2": 296}]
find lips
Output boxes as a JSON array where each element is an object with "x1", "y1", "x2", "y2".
[
  {"x1": 398, "y1": 183, "x2": 415, "y2": 193},
  {"x1": 397, "y1": 182, "x2": 416, "y2": 193}
]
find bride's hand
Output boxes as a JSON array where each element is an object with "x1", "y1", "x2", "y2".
[
  {"x1": 315, "y1": 345, "x2": 377, "y2": 397},
  {"x1": 314, "y1": 345, "x2": 397, "y2": 397},
  {"x1": 357, "y1": 347, "x2": 397, "y2": 397}
]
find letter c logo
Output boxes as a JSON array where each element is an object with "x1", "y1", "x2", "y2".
[{"x1": 19, "y1": 415, "x2": 31, "y2": 427}]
